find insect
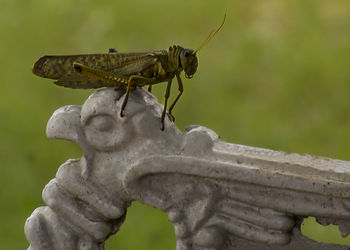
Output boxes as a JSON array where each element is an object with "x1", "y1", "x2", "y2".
[{"x1": 33, "y1": 15, "x2": 225, "y2": 130}]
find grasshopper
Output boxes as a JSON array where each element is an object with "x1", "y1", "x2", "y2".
[{"x1": 32, "y1": 15, "x2": 225, "y2": 130}]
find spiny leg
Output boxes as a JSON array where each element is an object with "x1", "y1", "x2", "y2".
[
  {"x1": 161, "y1": 79, "x2": 173, "y2": 131},
  {"x1": 73, "y1": 62, "x2": 128, "y2": 88},
  {"x1": 72, "y1": 62, "x2": 134, "y2": 116},
  {"x1": 120, "y1": 75, "x2": 159, "y2": 117},
  {"x1": 168, "y1": 73, "x2": 184, "y2": 122},
  {"x1": 73, "y1": 63, "x2": 164, "y2": 125},
  {"x1": 120, "y1": 78, "x2": 134, "y2": 117}
]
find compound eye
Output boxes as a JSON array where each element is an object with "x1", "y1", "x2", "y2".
[{"x1": 184, "y1": 50, "x2": 190, "y2": 57}]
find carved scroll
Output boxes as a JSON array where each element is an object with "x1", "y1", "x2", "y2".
[{"x1": 25, "y1": 88, "x2": 350, "y2": 249}]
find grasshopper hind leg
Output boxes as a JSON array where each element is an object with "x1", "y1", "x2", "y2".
[
  {"x1": 120, "y1": 75, "x2": 158, "y2": 118},
  {"x1": 120, "y1": 80, "x2": 133, "y2": 117}
]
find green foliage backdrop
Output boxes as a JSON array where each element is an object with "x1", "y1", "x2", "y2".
[{"x1": 0, "y1": 0, "x2": 350, "y2": 249}]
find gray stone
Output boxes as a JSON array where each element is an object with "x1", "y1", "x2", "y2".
[{"x1": 25, "y1": 87, "x2": 350, "y2": 249}]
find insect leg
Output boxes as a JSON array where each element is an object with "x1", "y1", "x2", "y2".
[
  {"x1": 73, "y1": 62, "x2": 128, "y2": 87},
  {"x1": 120, "y1": 78, "x2": 133, "y2": 117},
  {"x1": 168, "y1": 73, "x2": 184, "y2": 121},
  {"x1": 120, "y1": 75, "x2": 158, "y2": 117},
  {"x1": 160, "y1": 79, "x2": 173, "y2": 130}
]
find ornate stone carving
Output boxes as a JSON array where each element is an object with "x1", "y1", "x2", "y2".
[{"x1": 25, "y1": 88, "x2": 350, "y2": 249}]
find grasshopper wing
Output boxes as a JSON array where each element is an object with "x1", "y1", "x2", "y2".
[
  {"x1": 33, "y1": 52, "x2": 164, "y2": 89},
  {"x1": 108, "y1": 51, "x2": 165, "y2": 75},
  {"x1": 33, "y1": 54, "x2": 111, "y2": 79}
]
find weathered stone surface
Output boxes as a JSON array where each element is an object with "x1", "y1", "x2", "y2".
[{"x1": 25, "y1": 88, "x2": 350, "y2": 249}]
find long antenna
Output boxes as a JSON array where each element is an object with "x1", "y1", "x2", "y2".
[{"x1": 192, "y1": 14, "x2": 226, "y2": 55}]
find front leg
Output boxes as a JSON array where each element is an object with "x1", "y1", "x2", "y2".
[
  {"x1": 168, "y1": 73, "x2": 184, "y2": 121},
  {"x1": 160, "y1": 79, "x2": 173, "y2": 130}
]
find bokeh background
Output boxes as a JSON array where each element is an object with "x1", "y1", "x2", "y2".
[{"x1": 1, "y1": 0, "x2": 350, "y2": 249}]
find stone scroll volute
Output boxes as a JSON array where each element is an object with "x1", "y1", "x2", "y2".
[{"x1": 25, "y1": 88, "x2": 350, "y2": 250}]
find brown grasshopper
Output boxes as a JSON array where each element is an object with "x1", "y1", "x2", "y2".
[{"x1": 32, "y1": 15, "x2": 225, "y2": 130}]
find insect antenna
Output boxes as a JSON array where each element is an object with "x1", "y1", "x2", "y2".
[{"x1": 192, "y1": 14, "x2": 226, "y2": 55}]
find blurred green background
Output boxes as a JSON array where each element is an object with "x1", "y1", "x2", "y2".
[{"x1": 1, "y1": 0, "x2": 350, "y2": 249}]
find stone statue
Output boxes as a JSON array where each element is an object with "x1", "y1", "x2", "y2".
[{"x1": 25, "y1": 88, "x2": 350, "y2": 249}]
